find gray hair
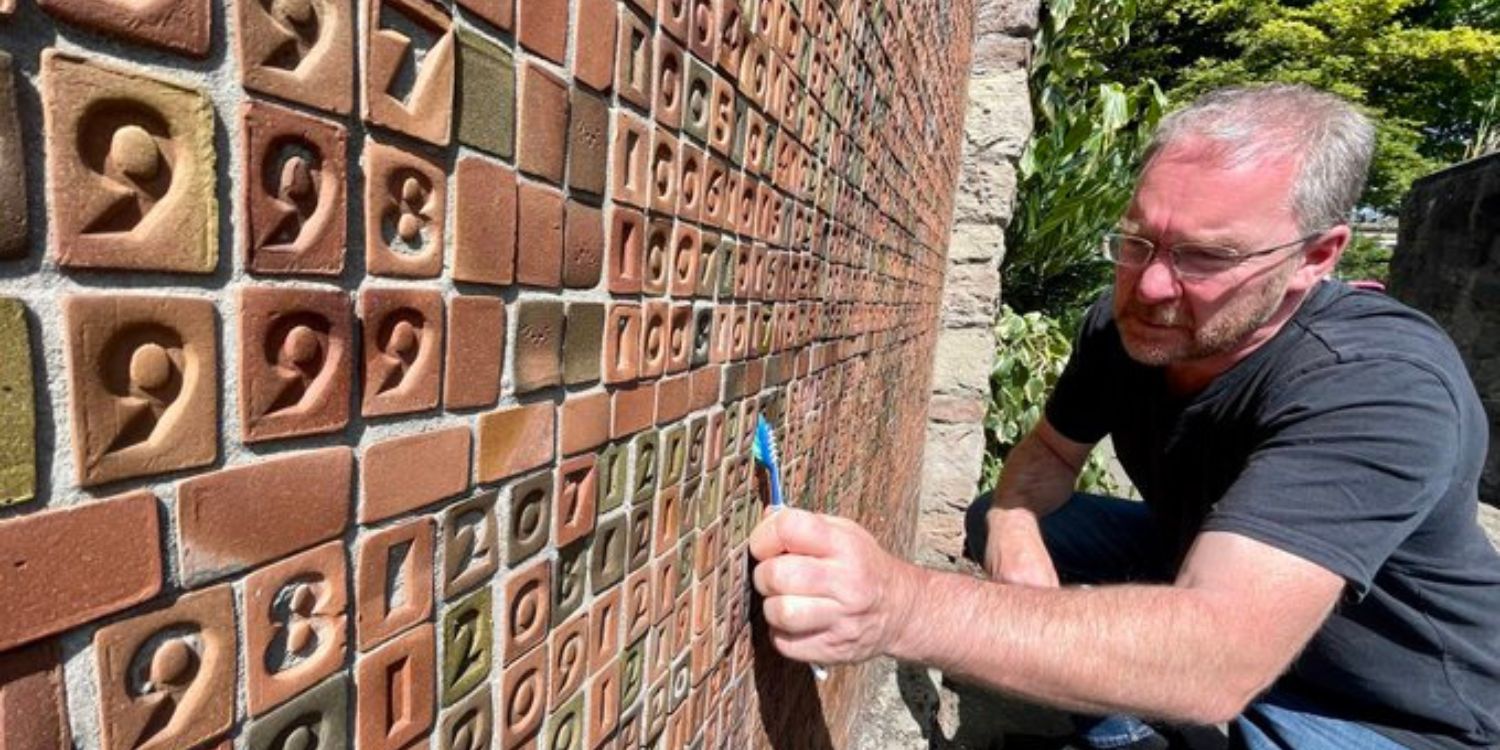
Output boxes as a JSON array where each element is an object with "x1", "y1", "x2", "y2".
[{"x1": 1141, "y1": 84, "x2": 1376, "y2": 233}]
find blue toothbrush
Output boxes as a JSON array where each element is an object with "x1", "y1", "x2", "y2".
[{"x1": 751, "y1": 414, "x2": 829, "y2": 681}]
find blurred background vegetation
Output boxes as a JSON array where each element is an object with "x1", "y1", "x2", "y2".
[{"x1": 984, "y1": 0, "x2": 1500, "y2": 490}]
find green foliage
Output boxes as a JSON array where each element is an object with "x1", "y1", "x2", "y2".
[
  {"x1": 1104, "y1": 0, "x2": 1500, "y2": 212},
  {"x1": 1336, "y1": 233, "x2": 1395, "y2": 284},
  {"x1": 982, "y1": 307, "x2": 1126, "y2": 496},
  {"x1": 1002, "y1": 0, "x2": 1169, "y2": 317}
]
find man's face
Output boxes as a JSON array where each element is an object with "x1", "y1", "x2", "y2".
[{"x1": 1113, "y1": 139, "x2": 1308, "y2": 368}]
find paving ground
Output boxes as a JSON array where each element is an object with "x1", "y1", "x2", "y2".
[{"x1": 851, "y1": 505, "x2": 1500, "y2": 749}]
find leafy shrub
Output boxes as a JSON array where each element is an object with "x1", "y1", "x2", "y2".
[{"x1": 982, "y1": 306, "x2": 1128, "y2": 496}]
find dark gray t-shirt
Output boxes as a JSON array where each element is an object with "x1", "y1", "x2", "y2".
[{"x1": 1046, "y1": 280, "x2": 1500, "y2": 749}]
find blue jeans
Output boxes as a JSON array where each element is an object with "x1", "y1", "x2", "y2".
[{"x1": 963, "y1": 492, "x2": 1409, "y2": 750}]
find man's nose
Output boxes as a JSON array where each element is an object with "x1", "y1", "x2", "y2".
[{"x1": 1133, "y1": 251, "x2": 1181, "y2": 303}]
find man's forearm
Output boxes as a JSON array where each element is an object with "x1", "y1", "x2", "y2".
[
  {"x1": 884, "y1": 565, "x2": 1269, "y2": 724},
  {"x1": 992, "y1": 425, "x2": 1084, "y2": 516}
]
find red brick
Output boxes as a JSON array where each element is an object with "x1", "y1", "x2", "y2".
[
  {"x1": 561, "y1": 391, "x2": 612, "y2": 457},
  {"x1": 691, "y1": 366, "x2": 721, "y2": 411},
  {"x1": 444, "y1": 296, "x2": 506, "y2": 409},
  {"x1": 516, "y1": 181, "x2": 565, "y2": 288},
  {"x1": 0, "y1": 491, "x2": 162, "y2": 652},
  {"x1": 563, "y1": 200, "x2": 605, "y2": 289},
  {"x1": 361, "y1": 427, "x2": 473, "y2": 523},
  {"x1": 453, "y1": 156, "x2": 517, "y2": 286},
  {"x1": 517, "y1": 62, "x2": 568, "y2": 183},
  {"x1": 477, "y1": 403, "x2": 556, "y2": 482},
  {"x1": 356, "y1": 622, "x2": 437, "y2": 750},
  {"x1": 177, "y1": 447, "x2": 353, "y2": 585},
  {"x1": 516, "y1": 0, "x2": 567, "y2": 63},
  {"x1": 355, "y1": 517, "x2": 435, "y2": 651},
  {"x1": 555, "y1": 454, "x2": 598, "y2": 547},
  {"x1": 0, "y1": 640, "x2": 70, "y2": 749},
  {"x1": 612, "y1": 383, "x2": 657, "y2": 439},
  {"x1": 244, "y1": 541, "x2": 348, "y2": 716},
  {"x1": 656, "y1": 374, "x2": 692, "y2": 424},
  {"x1": 573, "y1": 0, "x2": 616, "y2": 91}
]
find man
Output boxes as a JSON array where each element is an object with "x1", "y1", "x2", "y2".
[{"x1": 749, "y1": 84, "x2": 1500, "y2": 750}]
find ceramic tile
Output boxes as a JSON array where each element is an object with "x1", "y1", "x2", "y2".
[
  {"x1": 560, "y1": 391, "x2": 611, "y2": 457},
  {"x1": 360, "y1": 426, "x2": 472, "y2": 522},
  {"x1": 553, "y1": 540, "x2": 589, "y2": 625},
  {"x1": 508, "y1": 468, "x2": 554, "y2": 565},
  {"x1": 603, "y1": 303, "x2": 643, "y2": 385},
  {"x1": 514, "y1": 299, "x2": 565, "y2": 393},
  {"x1": 607, "y1": 204, "x2": 645, "y2": 294},
  {"x1": 548, "y1": 611, "x2": 589, "y2": 708},
  {"x1": 556, "y1": 454, "x2": 599, "y2": 547},
  {"x1": 667, "y1": 305, "x2": 693, "y2": 374},
  {"x1": 457, "y1": 30, "x2": 515, "y2": 157},
  {"x1": 244, "y1": 541, "x2": 349, "y2": 716},
  {"x1": 43, "y1": 53, "x2": 216, "y2": 273},
  {"x1": 590, "y1": 511, "x2": 628, "y2": 593},
  {"x1": 611, "y1": 111, "x2": 651, "y2": 208},
  {"x1": 649, "y1": 128, "x2": 680, "y2": 214},
  {"x1": 573, "y1": 0, "x2": 616, "y2": 91},
  {"x1": 500, "y1": 641, "x2": 549, "y2": 749},
  {"x1": 626, "y1": 502, "x2": 653, "y2": 574},
  {"x1": 242, "y1": 100, "x2": 348, "y2": 275},
  {"x1": 365, "y1": 138, "x2": 446, "y2": 278},
  {"x1": 612, "y1": 381, "x2": 656, "y2": 439},
  {"x1": 238, "y1": 286, "x2": 352, "y2": 442},
  {"x1": 682, "y1": 57, "x2": 713, "y2": 144},
  {"x1": 517, "y1": 0, "x2": 567, "y2": 62},
  {"x1": 439, "y1": 681, "x2": 493, "y2": 750},
  {"x1": 0, "y1": 54, "x2": 25, "y2": 261},
  {"x1": 598, "y1": 440, "x2": 629, "y2": 512},
  {"x1": 453, "y1": 156, "x2": 517, "y2": 285},
  {"x1": 440, "y1": 490, "x2": 499, "y2": 599},
  {"x1": 622, "y1": 567, "x2": 653, "y2": 644},
  {"x1": 615, "y1": 6, "x2": 653, "y2": 109},
  {"x1": 589, "y1": 586, "x2": 624, "y2": 673},
  {"x1": 62, "y1": 295, "x2": 217, "y2": 486},
  {"x1": 567, "y1": 89, "x2": 610, "y2": 197},
  {"x1": 563, "y1": 202, "x2": 605, "y2": 290},
  {"x1": 516, "y1": 181, "x2": 565, "y2": 287},
  {"x1": 588, "y1": 657, "x2": 623, "y2": 743},
  {"x1": 364, "y1": 0, "x2": 455, "y2": 146},
  {"x1": 441, "y1": 586, "x2": 494, "y2": 706},
  {"x1": 563, "y1": 302, "x2": 605, "y2": 387},
  {"x1": 677, "y1": 143, "x2": 705, "y2": 223},
  {"x1": 547, "y1": 692, "x2": 586, "y2": 750},
  {"x1": 444, "y1": 295, "x2": 505, "y2": 409},
  {"x1": 643, "y1": 218, "x2": 672, "y2": 295},
  {"x1": 39, "y1": 0, "x2": 208, "y2": 55},
  {"x1": 354, "y1": 622, "x2": 436, "y2": 750},
  {"x1": 354, "y1": 517, "x2": 435, "y2": 651},
  {"x1": 360, "y1": 287, "x2": 443, "y2": 416},
  {"x1": 94, "y1": 585, "x2": 235, "y2": 750},
  {"x1": 641, "y1": 301, "x2": 668, "y2": 379},
  {"x1": 502, "y1": 558, "x2": 551, "y2": 663},
  {"x1": 0, "y1": 298, "x2": 34, "y2": 505},
  {"x1": 517, "y1": 61, "x2": 568, "y2": 183},
  {"x1": 245, "y1": 674, "x2": 349, "y2": 750},
  {"x1": 458, "y1": 0, "x2": 512, "y2": 29},
  {"x1": 238, "y1": 0, "x2": 355, "y2": 113}
]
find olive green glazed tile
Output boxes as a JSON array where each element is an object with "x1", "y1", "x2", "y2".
[
  {"x1": 0, "y1": 298, "x2": 34, "y2": 505},
  {"x1": 457, "y1": 30, "x2": 515, "y2": 159},
  {"x1": 441, "y1": 585, "x2": 494, "y2": 707}
]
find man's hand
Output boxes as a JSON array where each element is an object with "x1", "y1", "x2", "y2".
[
  {"x1": 748, "y1": 508, "x2": 919, "y2": 666},
  {"x1": 984, "y1": 507, "x2": 1060, "y2": 588}
]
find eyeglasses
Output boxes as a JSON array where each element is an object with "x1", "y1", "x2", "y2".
[{"x1": 1101, "y1": 231, "x2": 1325, "y2": 280}]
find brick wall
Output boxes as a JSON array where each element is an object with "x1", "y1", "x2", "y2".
[
  {"x1": 0, "y1": 0, "x2": 973, "y2": 747},
  {"x1": 1390, "y1": 152, "x2": 1500, "y2": 508}
]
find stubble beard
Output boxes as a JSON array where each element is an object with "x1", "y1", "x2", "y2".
[{"x1": 1116, "y1": 264, "x2": 1294, "y2": 368}]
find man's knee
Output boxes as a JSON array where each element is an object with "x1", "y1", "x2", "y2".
[{"x1": 963, "y1": 490, "x2": 995, "y2": 563}]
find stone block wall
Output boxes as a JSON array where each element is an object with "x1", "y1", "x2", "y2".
[
  {"x1": 919, "y1": 0, "x2": 1035, "y2": 565},
  {"x1": 1390, "y1": 152, "x2": 1500, "y2": 507},
  {"x1": 0, "y1": 0, "x2": 972, "y2": 747}
]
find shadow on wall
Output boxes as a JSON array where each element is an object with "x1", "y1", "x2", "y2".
[{"x1": 752, "y1": 583, "x2": 836, "y2": 750}]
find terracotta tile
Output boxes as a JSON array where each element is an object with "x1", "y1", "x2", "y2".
[
  {"x1": 653, "y1": 32, "x2": 685, "y2": 131},
  {"x1": 243, "y1": 674, "x2": 348, "y2": 749},
  {"x1": 238, "y1": 286, "x2": 352, "y2": 442},
  {"x1": 620, "y1": 637, "x2": 647, "y2": 709},
  {"x1": 606, "y1": 205, "x2": 645, "y2": 294},
  {"x1": 668, "y1": 227, "x2": 700, "y2": 300},
  {"x1": 95, "y1": 585, "x2": 234, "y2": 750},
  {"x1": 355, "y1": 517, "x2": 435, "y2": 651},
  {"x1": 364, "y1": 0, "x2": 455, "y2": 146},
  {"x1": 439, "y1": 681, "x2": 494, "y2": 750},
  {"x1": 548, "y1": 691, "x2": 586, "y2": 750},
  {"x1": 715, "y1": 0, "x2": 746, "y2": 76},
  {"x1": 43, "y1": 52, "x2": 216, "y2": 273},
  {"x1": 658, "y1": 0, "x2": 689, "y2": 42},
  {"x1": 62, "y1": 295, "x2": 217, "y2": 486},
  {"x1": 645, "y1": 618, "x2": 672, "y2": 682},
  {"x1": 237, "y1": 0, "x2": 354, "y2": 113},
  {"x1": 177, "y1": 447, "x2": 352, "y2": 586},
  {"x1": 598, "y1": 441, "x2": 629, "y2": 512},
  {"x1": 653, "y1": 486, "x2": 683, "y2": 557},
  {"x1": 683, "y1": 58, "x2": 713, "y2": 145},
  {"x1": 0, "y1": 493, "x2": 157, "y2": 652},
  {"x1": 656, "y1": 376, "x2": 691, "y2": 429},
  {"x1": 361, "y1": 426, "x2": 472, "y2": 523},
  {"x1": 689, "y1": 0, "x2": 716, "y2": 60},
  {"x1": 641, "y1": 301, "x2": 668, "y2": 379},
  {"x1": 628, "y1": 503, "x2": 658, "y2": 581},
  {"x1": 355, "y1": 622, "x2": 436, "y2": 750},
  {"x1": 0, "y1": 640, "x2": 70, "y2": 749},
  {"x1": 563, "y1": 202, "x2": 605, "y2": 290},
  {"x1": 622, "y1": 568, "x2": 653, "y2": 643},
  {"x1": 517, "y1": 181, "x2": 565, "y2": 288},
  {"x1": 502, "y1": 558, "x2": 552, "y2": 662},
  {"x1": 517, "y1": 62, "x2": 568, "y2": 183},
  {"x1": 661, "y1": 424, "x2": 687, "y2": 487},
  {"x1": 678, "y1": 143, "x2": 705, "y2": 223},
  {"x1": 589, "y1": 659, "x2": 623, "y2": 743},
  {"x1": 241, "y1": 100, "x2": 347, "y2": 276},
  {"x1": 437, "y1": 491, "x2": 499, "y2": 602},
  {"x1": 453, "y1": 156, "x2": 517, "y2": 286},
  {"x1": 649, "y1": 128, "x2": 680, "y2": 214},
  {"x1": 561, "y1": 391, "x2": 611, "y2": 457},
  {"x1": 457, "y1": 30, "x2": 516, "y2": 158},
  {"x1": 615, "y1": 6, "x2": 654, "y2": 109},
  {"x1": 713, "y1": 239, "x2": 737, "y2": 298},
  {"x1": 444, "y1": 296, "x2": 505, "y2": 410},
  {"x1": 507, "y1": 468, "x2": 553, "y2": 565},
  {"x1": 244, "y1": 541, "x2": 348, "y2": 716},
  {"x1": 667, "y1": 305, "x2": 693, "y2": 374},
  {"x1": 643, "y1": 676, "x2": 667, "y2": 746},
  {"x1": 477, "y1": 402, "x2": 554, "y2": 482},
  {"x1": 556, "y1": 454, "x2": 599, "y2": 547},
  {"x1": 441, "y1": 586, "x2": 494, "y2": 706},
  {"x1": 458, "y1": 0, "x2": 512, "y2": 29},
  {"x1": 562, "y1": 303, "x2": 605, "y2": 387},
  {"x1": 514, "y1": 299, "x2": 565, "y2": 393},
  {"x1": 590, "y1": 586, "x2": 625, "y2": 672},
  {"x1": 500, "y1": 641, "x2": 549, "y2": 749},
  {"x1": 567, "y1": 90, "x2": 609, "y2": 198},
  {"x1": 611, "y1": 111, "x2": 651, "y2": 208},
  {"x1": 708, "y1": 77, "x2": 735, "y2": 156},
  {"x1": 0, "y1": 299, "x2": 34, "y2": 506},
  {"x1": 612, "y1": 382, "x2": 657, "y2": 439},
  {"x1": 38, "y1": 0, "x2": 208, "y2": 56},
  {"x1": 643, "y1": 217, "x2": 671, "y2": 296},
  {"x1": 603, "y1": 304, "x2": 642, "y2": 385},
  {"x1": 548, "y1": 610, "x2": 590, "y2": 708},
  {"x1": 359, "y1": 286, "x2": 444, "y2": 417},
  {"x1": 0, "y1": 53, "x2": 26, "y2": 261},
  {"x1": 364, "y1": 138, "x2": 446, "y2": 278},
  {"x1": 691, "y1": 308, "x2": 714, "y2": 369},
  {"x1": 517, "y1": 0, "x2": 567, "y2": 62},
  {"x1": 554, "y1": 540, "x2": 589, "y2": 624},
  {"x1": 573, "y1": 0, "x2": 616, "y2": 91}
]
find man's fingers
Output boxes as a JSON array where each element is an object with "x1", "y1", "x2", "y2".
[
  {"x1": 748, "y1": 508, "x2": 843, "y2": 562},
  {"x1": 753, "y1": 555, "x2": 830, "y2": 598},
  {"x1": 762, "y1": 594, "x2": 839, "y2": 636}
]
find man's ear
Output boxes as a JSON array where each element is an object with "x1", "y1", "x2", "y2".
[{"x1": 1292, "y1": 225, "x2": 1350, "y2": 290}]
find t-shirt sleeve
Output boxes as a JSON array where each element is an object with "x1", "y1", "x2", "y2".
[
  {"x1": 1202, "y1": 358, "x2": 1461, "y2": 598},
  {"x1": 1044, "y1": 298, "x2": 1117, "y2": 445}
]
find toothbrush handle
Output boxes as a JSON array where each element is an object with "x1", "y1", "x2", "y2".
[{"x1": 766, "y1": 504, "x2": 828, "y2": 681}]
